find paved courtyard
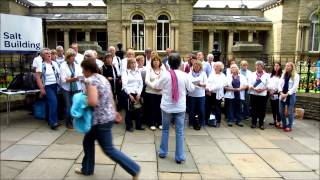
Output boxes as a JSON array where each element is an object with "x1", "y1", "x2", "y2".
[{"x1": 0, "y1": 110, "x2": 319, "y2": 180}]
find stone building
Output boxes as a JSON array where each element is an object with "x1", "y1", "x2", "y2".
[{"x1": 0, "y1": 0, "x2": 319, "y2": 63}]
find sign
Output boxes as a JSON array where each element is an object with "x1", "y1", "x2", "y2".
[{"x1": 0, "y1": 13, "x2": 43, "y2": 52}]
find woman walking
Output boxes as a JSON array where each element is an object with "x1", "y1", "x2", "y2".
[
  {"x1": 154, "y1": 53, "x2": 195, "y2": 164},
  {"x1": 76, "y1": 57, "x2": 140, "y2": 179},
  {"x1": 278, "y1": 62, "x2": 300, "y2": 132}
]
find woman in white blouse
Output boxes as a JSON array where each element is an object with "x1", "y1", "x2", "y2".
[
  {"x1": 267, "y1": 62, "x2": 282, "y2": 128},
  {"x1": 121, "y1": 58, "x2": 144, "y2": 132},
  {"x1": 59, "y1": 48, "x2": 83, "y2": 129},
  {"x1": 206, "y1": 61, "x2": 226, "y2": 128},
  {"x1": 248, "y1": 61, "x2": 269, "y2": 130},
  {"x1": 278, "y1": 62, "x2": 300, "y2": 132},
  {"x1": 188, "y1": 60, "x2": 207, "y2": 130},
  {"x1": 144, "y1": 55, "x2": 164, "y2": 130},
  {"x1": 224, "y1": 64, "x2": 248, "y2": 127}
]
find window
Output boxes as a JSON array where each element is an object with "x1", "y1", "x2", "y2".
[
  {"x1": 56, "y1": 31, "x2": 64, "y2": 47},
  {"x1": 157, "y1": 15, "x2": 170, "y2": 51},
  {"x1": 97, "y1": 32, "x2": 107, "y2": 51},
  {"x1": 233, "y1": 32, "x2": 240, "y2": 45},
  {"x1": 309, "y1": 13, "x2": 319, "y2": 52},
  {"x1": 193, "y1": 31, "x2": 203, "y2": 51},
  {"x1": 76, "y1": 31, "x2": 85, "y2": 42},
  {"x1": 213, "y1": 32, "x2": 221, "y2": 51},
  {"x1": 131, "y1": 14, "x2": 144, "y2": 51}
]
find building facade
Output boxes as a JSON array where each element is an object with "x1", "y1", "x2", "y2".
[{"x1": 1, "y1": 0, "x2": 319, "y2": 63}]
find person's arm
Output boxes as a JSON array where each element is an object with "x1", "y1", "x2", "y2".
[
  {"x1": 137, "y1": 72, "x2": 143, "y2": 96},
  {"x1": 121, "y1": 70, "x2": 129, "y2": 95},
  {"x1": 288, "y1": 74, "x2": 300, "y2": 95},
  {"x1": 86, "y1": 84, "x2": 98, "y2": 107},
  {"x1": 186, "y1": 74, "x2": 196, "y2": 92},
  {"x1": 36, "y1": 72, "x2": 46, "y2": 96},
  {"x1": 145, "y1": 69, "x2": 152, "y2": 87}
]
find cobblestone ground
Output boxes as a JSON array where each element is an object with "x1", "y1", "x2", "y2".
[{"x1": 1, "y1": 110, "x2": 319, "y2": 180}]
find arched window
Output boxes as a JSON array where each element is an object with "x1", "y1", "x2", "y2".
[
  {"x1": 132, "y1": 14, "x2": 144, "y2": 51},
  {"x1": 309, "y1": 13, "x2": 319, "y2": 52},
  {"x1": 157, "y1": 15, "x2": 170, "y2": 51}
]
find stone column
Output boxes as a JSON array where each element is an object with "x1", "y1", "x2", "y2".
[
  {"x1": 63, "y1": 29, "x2": 70, "y2": 49},
  {"x1": 153, "y1": 25, "x2": 156, "y2": 50},
  {"x1": 304, "y1": 26, "x2": 310, "y2": 51},
  {"x1": 208, "y1": 29, "x2": 214, "y2": 53},
  {"x1": 227, "y1": 30, "x2": 234, "y2": 59},
  {"x1": 122, "y1": 25, "x2": 127, "y2": 51},
  {"x1": 248, "y1": 30, "x2": 254, "y2": 42},
  {"x1": 85, "y1": 29, "x2": 90, "y2": 42},
  {"x1": 174, "y1": 28, "x2": 179, "y2": 51},
  {"x1": 170, "y1": 27, "x2": 175, "y2": 50},
  {"x1": 295, "y1": 25, "x2": 303, "y2": 52}
]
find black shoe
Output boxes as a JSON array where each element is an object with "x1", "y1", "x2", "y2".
[
  {"x1": 126, "y1": 127, "x2": 134, "y2": 132},
  {"x1": 135, "y1": 127, "x2": 145, "y2": 130},
  {"x1": 176, "y1": 160, "x2": 185, "y2": 164},
  {"x1": 251, "y1": 124, "x2": 256, "y2": 129},
  {"x1": 269, "y1": 122, "x2": 275, "y2": 126},
  {"x1": 159, "y1": 154, "x2": 166, "y2": 159},
  {"x1": 236, "y1": 123, "x2": 244, "y2": 127},
  {"x1": 227, "y1": 123, "x2": 233, "y2": 127},
  {"x1": 259, "y1": 126, "x2": 265, "y2": 130}
]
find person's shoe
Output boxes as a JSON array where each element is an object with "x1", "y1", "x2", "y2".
[
  {"x1": 227, "y1": 123, "x2": 233, "y2": 127},
  {"x1": 150, "y1": 126, "x2": 156, "y2": 131},
  {"x1": 158, "y1": 154, "x2": 166, "y2": 159},
  {"x1": 50, "y1": 123, "x2": 59, "y2": 130},
  {"x1": 251, "y1": 124, "x2": 256, "y2": 129},
  {"x1": 236, "y1": 123, "x2": 244, "y2": 127},
  {"x1": 74, "y1": 167, "x2": 83, "y2": 175},
  {"x1": 259, "y1": 126, "x2": 265, "y2": 130},
  {"x1": 136, "y1": 127, "x2": 145, "y2": 130},
  {"x1": 284, "y1": 127, "x2": 292, "y2": 132},
  {"x1": 67, "y1": 124, "x2": 74, "y2": 129},
  {"x1": 176, "y1": 160, "x2": 185, "y2": 164},
  {"x1": 158, "y1": 125, "x2": 163, "y2": 130},
  {"x1": 269, "y1": 122, "x2": 275, "y2": 126},
  {"x1": 126, "y1": 127, "x2": 134, "y2": 132},
  {"x1": 215, "y1": 123, "x2": 221, "y2": 128}
]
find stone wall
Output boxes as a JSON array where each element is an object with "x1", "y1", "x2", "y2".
[{"x1": 295, "y1": 93, "x2": 320, "y2": 121}]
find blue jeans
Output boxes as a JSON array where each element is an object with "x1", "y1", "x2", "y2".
[
  {"x1": 45, "y1": 84, "x2": 58, "y2": 126},
  {"x1": 62, "y1": 89, "x2": 81, "y2": 126},
  {"x1": 279, "y1": 94, "x2": 296, "y2": 128},
  {"x1": 159, "y1": 111, "x2": 186, "y2": 162},
  {"x1": 189, "y1": 96, "x2": 205, "y2": 127},
  {"x1": 241, "y1": 91, "x2": 250, "y2": 118},
  {"x1": 225, "y1": 98, "x2": 241, "y2": 123},
  {"x1": 82, "y1": 122, "x2": 140, "y2": 176}
]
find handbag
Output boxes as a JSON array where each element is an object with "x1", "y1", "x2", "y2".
[{"x1": 33, "y1": 98, "x2": 46, "y2": 120}]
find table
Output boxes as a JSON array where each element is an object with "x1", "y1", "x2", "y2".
[{"x1": 0, "y1": 88, "x2": 40, "y2": 125}]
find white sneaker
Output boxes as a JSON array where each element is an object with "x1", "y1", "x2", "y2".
[
  {"x1": 150, "y1": 126, "x2": 156, "y2": 130},
  {"x1": 158, "y1": 125, "x2": 163, "y2": 130}
]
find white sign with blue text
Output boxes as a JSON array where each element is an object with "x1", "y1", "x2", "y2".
[{"x1": 0, "y1": 13, "x2": 43, "y2": 52}]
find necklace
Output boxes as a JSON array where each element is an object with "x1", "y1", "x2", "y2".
[{"x1": 153, "y1": 68, "x2": 161, "y2": 75}]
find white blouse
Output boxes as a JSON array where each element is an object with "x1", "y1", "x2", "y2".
[
  {"x1": 154, "y1": 70, "x2": 195, "y2": 113},
  {"x1": 122, "y1": 69, "x2": 143, "y2": 95},
  {"x1": 278, "y1": 73, "x2": 300, "y2": 95},
  {"x1": 59, "y1": 61, "x2": 83, "y2": 91},
  {"x1": 224, "y1": 74, "x2": 248, "y2": 100},
  {"x1": 188, "y1": 71, "x2": 207, "y2": 97},
  {"x1": 248, "y1": 71, "x2": 269, "y2": 96},
  {"x1": 145, "y1": 67, "x2": 164, "y2": 95},
  {"x1": 207, "y1": 72, "x2": 227, "y2": 100}
]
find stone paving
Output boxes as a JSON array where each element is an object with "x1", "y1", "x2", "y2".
[{"x1": 0, "y1": 110, "x2": 319, "y2": 180}]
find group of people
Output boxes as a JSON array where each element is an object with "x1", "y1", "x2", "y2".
[{"x1": 32, "y1": 43, "x2": 300, "y2": 177}]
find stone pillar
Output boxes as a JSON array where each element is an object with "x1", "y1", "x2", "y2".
[
  {"x1": 248, "y1": 30, "x2": 254, "y2": 42},
  {"x1": 295, "y1": 25, "x2": 303, "y2": 52},
  {"x1": 153, "y1": 25, "x2": 156, "y2": 50},
  {"x1": 122, "y1": 25, "x2": 127, "y2": 51},
  {"x1": 304, "y1": 26, "x2": 310, "y2": 51},
  {"x1": 175, "y1": 28, "x2": 179, "y2": 51},
  {"x1": 63, "y1": 29, "x2": 70, "y2": 49},
  {"x1": 227, "y1": 30, "x2": 234, "y2": 59},
  {"x1": 208, "y1": 29, "x2": 214, "y2": 53},
  {"x1": 170, "y1": 27, "x2": 175, "y2": 50},
  {"x1": 85, "y1": 29, "x2": 90, "y2": 42}
]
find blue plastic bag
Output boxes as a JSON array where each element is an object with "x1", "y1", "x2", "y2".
[{"x1": 33, "y1": 99, "x2": 46, "y2": 120}]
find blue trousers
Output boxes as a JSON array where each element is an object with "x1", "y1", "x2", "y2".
[
  {"x1": 82, "y1": 122, "x2": 140, "y2": 176},
  {"x1": 279, "y1": 94, "x2": 296, "y2": 128},
  {"x1": 45, "y1": 84, "x2": 58, "y2": 126},
  {"x1": 225, "y1": 98, "x2": 241, "y2": 123},
  {"x1": 189, "y1": 96, "x2": 205, "y2": 127},
  {"x1": 159, "y1": 111, "x2": 186, "y2": 162},
  {"x1": 62, "y1": 89, "x2": 81, "y2": 126}
]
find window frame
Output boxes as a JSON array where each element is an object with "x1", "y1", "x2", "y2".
[
  {"x1": 157, "y1": 15, "x2": 170, "y2": 51},
  {"x1": 56, "y1": 31, "x2": 64, "y2": 47},
  {"x1": 309, "y1": 14, "x2": 319, "y2": 52},
  {"x1": 131, "y1": 14, "x2": 145, "y2": 51},
  {"x1": 193, "y1": 31, "x2": 203, "y2": 52}
]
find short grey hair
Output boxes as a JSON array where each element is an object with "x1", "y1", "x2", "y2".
[
  {"x1": 207, "y1": 54, "x2": 213, "y2": 59},
  {"x1": 40, "y1": 48, "x2": 50, "y2": 56},
  {"x1": 255, "y1": 60, "x2": 265, "y2": 68},
  {"x1": 56, "y1": 45, "x2": 64, "y2": 50}
]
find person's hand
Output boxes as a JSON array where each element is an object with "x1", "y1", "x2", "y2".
[
  {"x1": 129, "y1": 94, "x2": 135, "y2": 102},
  {"x1": 136, "y1": 95, "x2": 141, "y2": 102},
  {"x1": 206, "y1": 91, "x2": 211, "y2": 96},
  {"x1": 40, "y1": 87, "x2": 46, "y2": 97},
  {"x1": 255, "y1": 88, "x2": 264, "y2": 93},
  {"x1": 115, "y1": 112, "x2": 122, "y2": 124},
  {"x1": 107, "y1": 77, "x2": 113, "y2": 80}
]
